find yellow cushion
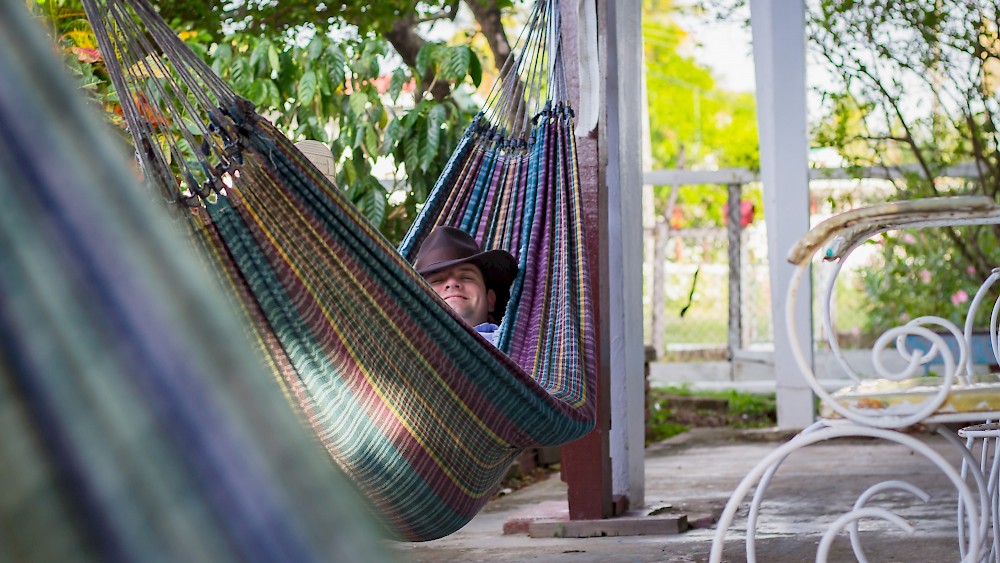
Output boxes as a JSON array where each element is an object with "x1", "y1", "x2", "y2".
[{"x1": 822, "y1": 376, "x2": 1000, "y2": 420}]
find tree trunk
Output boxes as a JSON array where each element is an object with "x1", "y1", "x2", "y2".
[
  {"x1": 383, "y1": 13, "x2": 451, "y2": 101},
  {"x1": 463, "y1": 0, "x2": 511, "y2": 71}
]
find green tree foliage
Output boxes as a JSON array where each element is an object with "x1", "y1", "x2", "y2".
[
  {"x1": 154, "y1": 0, "x2": 516, "y2": 101},
  {"x1": 30, "y1": 0, "x2": 493, "y2": 243},
  {"x1": 208, "y1": 32, "x2": 481, "y2": 239},
  {"x1": 643, "y1": 0, "x2": 759, "y2": 228},
  {"x1": 809, "y1": 0, "x2": 1000, "y2": 332}
]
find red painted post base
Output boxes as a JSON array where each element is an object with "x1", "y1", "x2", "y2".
[{"x1": 560, "y1": 428, "x2": 612, "y2": 520}]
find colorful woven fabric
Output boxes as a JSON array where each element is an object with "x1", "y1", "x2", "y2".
[
  {"x1": 0, "y1": 4, "x2": 387, "y2": 561},
  {"x1": 82, "y1": 0, "x2": 596, "y2": 541}
]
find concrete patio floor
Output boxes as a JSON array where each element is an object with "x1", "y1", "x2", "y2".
[{"x1": 393, "y1": 427, "x2": 978, "y2": 562}]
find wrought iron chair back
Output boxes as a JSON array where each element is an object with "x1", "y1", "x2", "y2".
[{"x1": 711, "y1": 195, "x2": 1000, "y2": 562}]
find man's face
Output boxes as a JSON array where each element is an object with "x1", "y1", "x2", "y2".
[{"x1": 425, "y1": 263, "x2": 496, "y2": 326}]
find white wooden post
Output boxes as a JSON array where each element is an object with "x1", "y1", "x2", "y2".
[
  {"x1": 605, "y1": 0, "x2": 646, "y2": 507},
  {"x1": 750, "y1": 0, "x2": 814, "y2": 428},
  {"x1": 726, "y1": 182, "x2": 743, "y2": 366}
]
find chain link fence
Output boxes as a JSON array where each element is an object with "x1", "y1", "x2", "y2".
[
  {"x1": 645, "y1": 221, "x2": 772, "y2": 361},
  {"x1": 643, "y1": 178, "x2": 880, "y2": 363}
]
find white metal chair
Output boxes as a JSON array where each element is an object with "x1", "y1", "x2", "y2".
[{"x1": 711, "y1": 196, "x2": 1000, "y2": 562}]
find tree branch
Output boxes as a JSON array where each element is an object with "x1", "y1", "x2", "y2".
[
  {"x1": 417, "y1": 0, "x2": 460, "y2": 24},
  {"x1": 382, "y1": 13, "x2": 451, "y2": 101}
]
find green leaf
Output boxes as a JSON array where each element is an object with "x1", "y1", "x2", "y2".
[
  {"x1": 403, "y1": 132, "x2": 421, "y2": 176},
  {"x1": 319, "y1": 73, "x2": 332, "y2": 97},
  {"x1": 388, "y1": 68, "x2": 406, "y2": 102},
  {"x1": 468, "y1": 50, "x2": 482, "y2": 87},
  {"x1": 415, "y1": 42, "x2": 438, "y2": 78},
  {"x1": 353, "y1": 124, "x2": 366, "y2": 149},
  {"x1": 428, "y1": 103, "x2": 447, "y2": 128},
  {"x1": 187, "y1": 41, "x2": 208, "y2": 60},
  {"x1": 213, "y1": 43, "x2": 232, "y2": 63},
  {"x1": 348, "y1": 91, "x2": 368, "y2": 116},
  {"x1": 352, "y1": 147, "x2": 371, "y2": 175},
  {"x1": 326, "y1": 45, "x2": 347, "y2": 88},
  {"x1": 337, "y1": 124, "x2": 354, "y2": 149},
  {"x1": 180, "y1": 116, "x2": 204, "y2": 135},
  {"x1": 297, "y1": 69, "x2": 318, "y2": 105},
  {"x1": 267, "y1": 44, "x2": 281, "y2": 76},
  {"x1": 363, "y1": 178, "x2": 387, "y2": 227},
  {"x1": 401, "y1": 100, "x2": 426, "y2": 129},
  {"x1": 307, "y1": 36, "x2": 324, "y2": 60},
  {"x1": 443, "y1": 45, "x2": 471, "y2": 82},
  {"x1": 363, "y1": 123, "x2": 379, "y2": 157},
  {"x1": 411, "y1": 175, "x2": 428, "y2": 203},
  {"x1": 250, "y1": 40, "x2": 269, "y2": 73},
  {"x1": 344, "y1": 182, "x2": 361, "y2": 201},
  {"x1": 229, "y1": 58, "x2": 247, "y2": 86},
  {"x1": 421, "y1": 104, "x2": 446, "y2": 171},
  {"x1": 381, "y1": 118, "x2": 401, "y2": 154},
  {"x1": 245, "y1": 80, "x2": 265, "y2": 104},
  {"x1": 328, "y1": 66, "x2": 346, "y2": 91},
  {"x1": 342, "y1": 158, "x2": 357, "y2": 187},
  {"x1": 262, "y1": 80, "x2": 280, "y2": 106},
  {"x1": 358, "y1": 39, "x2": 387, "y2": 77}
]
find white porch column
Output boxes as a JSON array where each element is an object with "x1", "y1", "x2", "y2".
[
  {"x1": 605, "y1": 0, "x2": 646, "y2": 506},
  {"x1": 750, "y1": 0, "x2": 814, "y2": 428}
]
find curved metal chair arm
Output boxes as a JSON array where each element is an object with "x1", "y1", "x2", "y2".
[
  {"x1": 787, "y1": 195, "x2": 1000, "y2": 266},
  {"x1": 784, "y1": 195, "x2": 1000, "y2": 428}
]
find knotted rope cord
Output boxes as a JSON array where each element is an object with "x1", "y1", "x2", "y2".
[
  {"x1": 414, "y1": 0, "x2": 569, "y2": 254},
  {"x1": 481, "y1": 0, "x2": 564, "y2": 139},
  {"x1": 83, "y1": 0, "x2": 242, "y2": 209}
]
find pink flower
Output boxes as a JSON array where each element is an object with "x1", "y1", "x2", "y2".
[
  {"x1": 919, "y1": 270, "x2": 931, "y2": 283},
  {"x1": 899, "y1": 313, "x2": 910, "y2": 322},
  {"x1": 903, "y1": 233, "x2": 917, "y2": 244},
  {"x1": 967, "y1": 266, "x2": 977, "y2": 275},
  {"x1": 951, "y1": 290, "x2": 969, "y2": 305}
]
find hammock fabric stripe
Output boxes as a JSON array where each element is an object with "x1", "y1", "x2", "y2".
[
  {"x1": 209, "y1": 120, "x2": 590, "y2": 538},
  {"x1": 82, "y1": 0, "x2": 596, "y2": 542},
  {"x1": 0, "y1": 5, "x2": 388, "y2": 561}
]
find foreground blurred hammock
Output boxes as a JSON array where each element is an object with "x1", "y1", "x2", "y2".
[
  {"x1": 0, "y1": 4, "x2": 388, "y2": 561},
  {"x1": 80, "y1": 0, "x2": 596, "y2": 541}
]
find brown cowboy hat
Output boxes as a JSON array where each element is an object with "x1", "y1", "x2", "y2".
[{"x1": 414, "y1": 226, "x2": 518, "y2": 322}]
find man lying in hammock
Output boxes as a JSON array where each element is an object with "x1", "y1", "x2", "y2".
[{"x1": 413, "y1": 226, "x2": 518, "y2": 346}]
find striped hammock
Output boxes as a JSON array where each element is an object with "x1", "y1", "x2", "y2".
[
  {"x1": 0, "y1": 4, "x2": 388, "y2": 561},
  {"x1": 83, "y1": 0, "x2": 596, "y2": 541}
]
